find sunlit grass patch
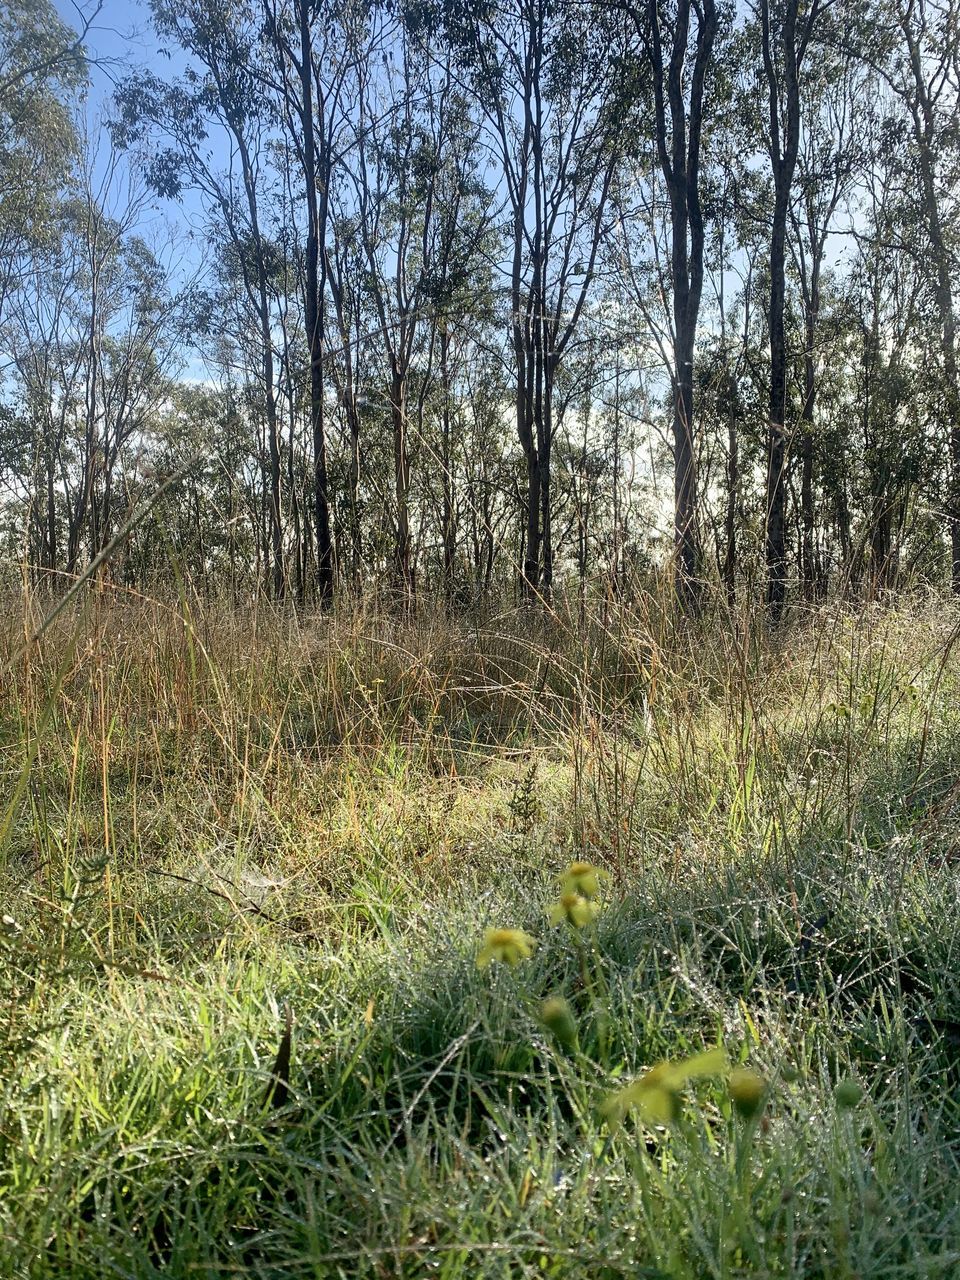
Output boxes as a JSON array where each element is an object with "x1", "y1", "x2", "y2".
[{"x1": 2, "y1": 591, "x2": 960, "y2": 1275}]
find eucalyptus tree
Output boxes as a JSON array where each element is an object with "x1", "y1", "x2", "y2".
[
  {"x1": 843, "y1": 105, "x2": 937, "y2": 593},
  {"x1": 864, "y1": 0, "x2": 960, "y2": 589},
  {"x1": 350, "y1": 15, "x2": 431, "y2": 594},
  {"x1": 112, "y1": 0, "x2": 290, "y2": 598},
  {"x1": 417, "y1": 0, "x2": 634, "y2": 600},
  {"x1": 622, "y1": 0, "x2": 719, "y2": 609},
  {"x1": 6, "y1": 158, "x2": 181, "y2": 579},
  {"x1": 122, "y1": 383, "x2": 264, "y2": 592},
  {"x1": 0, "y1": 0, "x2": 98, "y2": 326},
  {"x1": 700, "y1": 128, "x2": 765, "y2": 604},
  {"x1": 259, "y1": 0, "x2": 368, "y2": 603},
  {"x1": 754, "y1": 0, "x2": 826, "y2": 617},
  {"x1": 412, "y1": 59, "x2": 496, "y2": 595},
  {"x1": 316, "y1": 9, "x2": 490, "y2": 598},
  {"x1": 0, "y1": 0, "x2": 99, "y2": 105},
  {"x1": 788, "y1": 44, "x2": 863, "y2": 597}
]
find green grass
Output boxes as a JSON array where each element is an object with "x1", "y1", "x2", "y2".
[{"x1": 2, "y1": 588, "x2": 960, "y2": 1277}]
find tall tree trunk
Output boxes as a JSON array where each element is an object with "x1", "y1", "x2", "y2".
[
  {"x1": 799, "y1": 298, "x2": 817, "y2": 600},
  {"x1": 516, "y1": 327, "x2": 540, "y2": 595},
  {"x1": 44, "y1": 433, "x2": 57, "y2": 575},
  {"x1": 674, "y1": 318, "x2": 699, "y2": 604},
  {"x1": 635, "y1": 0, "x2": 717, "y2": 610},
  {"x1": 540, "y1": 357, "x2": 555, "y2": 599},
  {"x1": 765, "y1": 177, "x2": 792, "y2": 619},
  {"x1": 913, "y1": 120, "x2": 960, "y2": 587},
  {"x1": 760, "y1": 0, "x2": 819, "y2": 619},
  {"x1": 299, "y1": 0, "x2": 334, "y2": 606},
  {"x1": 439, "y1": 329, "x2": 457, "y2": 593},
  {"x1": 232, "y1": 129, "x2": 284, "y2": 600},
  {"x1": 345, "y1": 387, "x2": 362, "y2": 586},
  {"x1": 391, "y1": 364, "x2": 413, "y2": 599},
  {"x1": 723, "y1": 367, "x2": 739, "y2": 606}
]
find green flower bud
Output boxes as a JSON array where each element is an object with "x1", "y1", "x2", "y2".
[
  {"x1": 540, "y1": 996, "x2": 578, "y2": 1049},
  {"x1": 834, "y1": 1079, "x2": 863, "y2": 1109},
  {"x1": 728, "y1": 1068, "x2": 766, "y2": 1117}
]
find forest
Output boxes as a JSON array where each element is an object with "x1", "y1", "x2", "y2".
[
  {"x1": 4, "y1": 0, "x2": 960, "y2": 609},
  {"x1": 2, "y1": 0, "x2": 960, "y2": 1277}
]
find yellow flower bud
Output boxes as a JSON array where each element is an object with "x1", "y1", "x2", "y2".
[
  {"x1": 540, "y1": 996, "x2": 578, "y2": 1049},
  {"x1": 477, "y1": 927, "x2": 537, "y2": 969},
  {"x1": 559, "y1": 861, "x2": 609, "y2": 899},
  {"x1": 548, "y1": 892, "x2": 598, "y2": 928}
]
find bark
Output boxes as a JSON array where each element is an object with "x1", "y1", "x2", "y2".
[
  {"x1": 765, "y1": 173, "x2": 792, "y2": 619},
  {"x1": 723, "y1": 368, "x2": 739, "y2": 606},
  {"x1": 799, "y1": 283, "x2": 817, "y2": 600},
  {"x1": 439, "y1": 329, "x2": 457, "y2": 591},
  {"x1": 902, "y1": 14, "x2": 960, "y2": 590},
  {"x1": 390, "y1": 363, "x2": 413, "y2": 596},
  {"x1": 636, "y1": 0, "x2": 717, "y2": 610},
  {"x1": 759, "y1": 0, "x2": 821, "y2": 619},
  {"x1": 298, "y1": 0, "x2": 335, "y2": 606}
]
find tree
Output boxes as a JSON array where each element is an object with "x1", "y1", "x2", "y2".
[
  {"x1": 789, "y1": 45, "x2": 861, "y2": 597},
  {"x1": 756, "y1": 0, "x2": 825, "y2": 617},
  {"x1": 261, "y1": 0, "x2": 354, "y2": 604},
  {"x1": 114, "y1": 0, "x2": 289, "y2": 598},
  {"x1": 872, "y1": 0, "x2": 960, "y2": 590},
  {"x1": 4, "y1": 149, "x2": 181, "y2": 580},
  {"x1": 0, "y1": 0, "x2": 98, "y2": 326},
  {"x1": 429, "y1": 0, "x2": 631, "y2": 599},
  {"x1": 627, "y1": 0, "x2": 718, "y2": 608}
]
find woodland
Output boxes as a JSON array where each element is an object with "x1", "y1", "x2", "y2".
[
  {"x1": 4, "y1": 0, "x2": 960, "y2": 608},
  {"x1": 2, "y1": 1, "x2": 960, "y2": 1277}
]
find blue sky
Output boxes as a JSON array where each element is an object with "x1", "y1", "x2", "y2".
[
  {"x1": 58, "y1": 0, "x2": 208, "y2": 232},
  {"x1": 63, "y1": 0, "x2": 158, "y2": 98},
  {"x1": 57, "y1": 0, "x2": 217, "y2": 378}
]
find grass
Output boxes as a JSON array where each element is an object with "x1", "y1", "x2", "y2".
[{"x1": 2, "y1": 585, "x2": 960, "y2": 1277}]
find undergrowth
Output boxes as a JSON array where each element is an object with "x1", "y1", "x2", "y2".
[{"x1": 1, "y1": 586, "x2": 959, "y2": 1277}]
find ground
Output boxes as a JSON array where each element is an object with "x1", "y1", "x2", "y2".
[{"x1": 2, "y1": 590, "x2": 959, "y2": 1277}]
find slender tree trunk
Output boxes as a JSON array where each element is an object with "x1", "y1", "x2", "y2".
[
  {"x1": 918, "y1": 149, "x2": 960, "y2": 588},
  {"x1": 391, "y1": 364, "x2": 413, "y2": 598},
  {"x1": 674, "y1": 318, "x2": 699, "y2": 604},
  {"x1": 346, "y1": 388, "x2": 362, "y2": 585},
  {"x1": 635, "y1": 0, "x2": 716, "y2": 611},
  {"x1": 516, "y1": 329, "x2": 540, "y2": 595},
  {"x1": 723, "y1": 367, "x2": 738, "y2": 606},
  {"x1": 231, "y1": 129, "x2": 284, "y2": 600},
  {"x1": 299, "y1": 0, "x2": 334, "y2": 606},
  {"x1": 760, "y1": 0, "x2": 818, "y2": 619},
  {"x1": 799, "y1": 296, "x2": 817, "y2": 600},
  {"x1": 45, "y1": 436, "x2": 57, "y2": 574},
  {"x1": 765, "y1": 179, "x2": 792, "y2": 619},
  {"x1": 540, "y1": 357, "x2": 555, "y2": 599},
  {"x1": 440, "y1": 329, "x2": 456, "y2": 593},
  {"x1": 895, "y1": 15, "x2": 960, "y2": 588},
  {"x1": 265, "y1": 348, "x2": 284, "y2": 601}
]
